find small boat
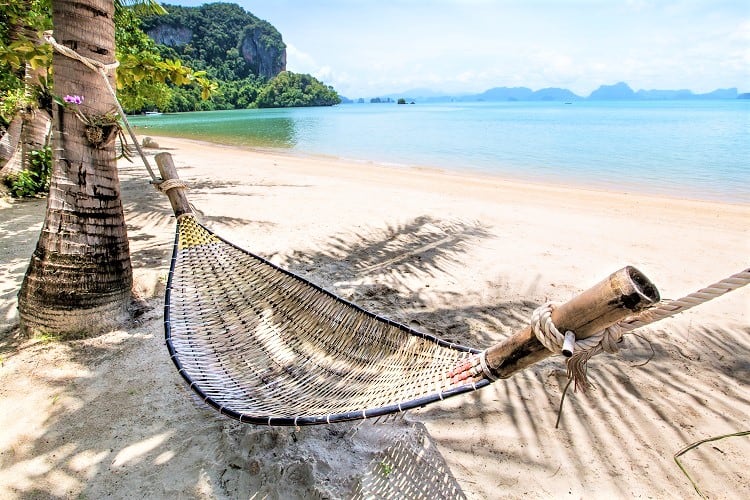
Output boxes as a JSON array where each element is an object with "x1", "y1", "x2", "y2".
[{"x1": 144, "y1": 111, "x2": 163, "y2": 116}]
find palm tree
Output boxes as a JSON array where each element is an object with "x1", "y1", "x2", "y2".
[
  {"x1": 17, "y1": 62, "x2": 52, "y2": 175},
  {"x1": 18, "y1": 0, "x2": 132, "y2": 336}
]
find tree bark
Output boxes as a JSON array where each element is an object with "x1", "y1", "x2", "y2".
[
  {"x1": 0, "y1": 114, "x2": 23, "y2": 176},
  {"x1": 18, "y1": 0, "x2": 133, "y2": 337},
  {"x1": 0, "y1": 73, "x2": 51, "y2": 180},
  {"x1": 19, "y1": 61, "x2": 52, "y2": 173}
]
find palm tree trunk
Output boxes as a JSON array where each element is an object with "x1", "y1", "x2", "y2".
[
  {"x1": 19, "y1": 61, "x2": 52, "y2": 173},
  {"x1": 0, "y1": 71, "x2": 51, "y2": 181},
  {"x1": 18, "y1": 0, "x2": 133, "y2": 337},
  {"x1": 0, "y1": 114, "x2": 23, "y2": 175}
]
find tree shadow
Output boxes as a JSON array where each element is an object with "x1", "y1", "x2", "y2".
[
  {"x1": 119, "y1": 161, "x2": 282, "y2": 235},
  {"x1": 235, "y1": 216, "x2": 749, "y2": 498},
  {"x1": 0, "y1": 198, "x2": 45, "y2": 334},
  {"x1": 412, "y1": 320, "x2": 750, "y2": 498},
  {"x1": 274, "y1": 215, "x2": 493, "y2": 292},
  {"x1": 0, "y1": 308, "x2": 229, "y2": 498},
  {"x1": 119, "y1": 171, "x2": 278, "y2": 272}
]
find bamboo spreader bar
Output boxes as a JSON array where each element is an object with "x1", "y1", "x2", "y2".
[{"x1": 484, "y1": 266, "x2": 660, "y2": 379}]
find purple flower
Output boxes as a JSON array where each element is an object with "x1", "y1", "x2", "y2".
[{"x1": 63, "y1": 95, "x2": 84, "y2": 105}]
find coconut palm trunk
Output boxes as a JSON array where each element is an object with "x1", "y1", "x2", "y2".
[
  {"x1": 0, "y1": 108, "x2": 48, "y2": 181},
  {"x1": 19, "y1": 59, "x2": 52, "y2": 168},
  {"x1": 18, "y1": 0, "x2": 133, "y2": 336},
  {"x1": 0, "y1": 114, "x2": 23, "y2": 174}
]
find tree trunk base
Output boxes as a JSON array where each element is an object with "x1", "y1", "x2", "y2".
[{"x1": 19, "y1": 296, "x2": 131, "y2": 339}]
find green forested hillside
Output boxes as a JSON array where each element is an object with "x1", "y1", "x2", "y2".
[
  {"x1": 142, "y1": 3, "x2": 285, "y2": 81},
  {"x1": 142, "y1": 3, "x2": 340, "y2": 111}
]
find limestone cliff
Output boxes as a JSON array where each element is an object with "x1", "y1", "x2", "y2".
[
  {"x1": 147, "y1": 24, "x2": 192, "y2": 47},
  {"x1": 240, "y1": 22, "x2": 287, "y2": 80},
  {"x1": 143, "y1": 3, "x2": 286, "y2": 80}
]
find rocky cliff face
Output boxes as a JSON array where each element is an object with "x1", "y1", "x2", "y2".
[
  {"x1": 148, "y1": 24, "x2": 193, "y2": 46},
  {"x1": 240, "y1": 27, "x2": 286, "y2": 79},
  {"x1": 142, "y1": 3, "x2": 286, "y2": 81}
]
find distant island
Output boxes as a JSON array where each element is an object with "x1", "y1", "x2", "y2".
[{"x1": 345, "y1": 82, "x2": 745, "y2": 104}]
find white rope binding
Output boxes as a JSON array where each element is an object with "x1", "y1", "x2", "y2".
[
  {"x1": 42, "y1": 31, "x2": 160, "y2": 184},
  {"x1": 156, "y1": 179, "x2": 189, "y2": 193},
  {"x1": 530, "y1": 303, "x2": 622, "y2": 358}
]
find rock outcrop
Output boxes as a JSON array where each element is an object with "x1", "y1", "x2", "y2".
[
  {"x1": 143, "y1": 3, "x2": 286, "y2": 80},
  {"x1": 147, "y1": 24, "x2": 193, "y2": 46},
  {"x1": 240, "y1": 25, "x2": 287, "y2": 79}
]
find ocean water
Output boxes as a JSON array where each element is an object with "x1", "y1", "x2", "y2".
[{"x1": 130, "y1": 101, "x2": 750, "y2": 203}]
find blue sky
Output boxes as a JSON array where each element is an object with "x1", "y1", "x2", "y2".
[{"x1": 166, "y1": 1, "x2": 750, "y2": 97}]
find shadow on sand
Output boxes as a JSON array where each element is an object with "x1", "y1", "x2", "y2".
[{"x1": 2, "y1": 171, "x2": 747, "y2": 498}]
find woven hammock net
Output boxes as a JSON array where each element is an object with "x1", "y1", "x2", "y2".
[{"x1": 166, "y1": 216, "x2": 489, "y2": 425}]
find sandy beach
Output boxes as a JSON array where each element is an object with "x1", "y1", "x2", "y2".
[{"x1": 1, "y1": 135, "x2": 748, "y2": 499}]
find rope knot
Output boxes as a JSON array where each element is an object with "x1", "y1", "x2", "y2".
[
  {"x1": 43, "y1": 31, "x2": 119, "y2": 73},
  {"x1": 531, "y1": 302, "x2": 625, "y2": 390},
  {"x1": 155, "y1": 179, "x2": 189, "y2": 193}
]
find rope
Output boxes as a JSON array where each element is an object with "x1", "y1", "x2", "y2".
[
  {"x1": 42, "y1": 31, "x2": 160, "y2": 185},
  {"x1": 618, "y1": 268, "x2": 750, "y2": 332},
  {"x1": 531, "y1": 303, "x2": 622, "y2": 357},
  {"x1": 533, "y1": 268, "x2": 750, "y2": 390},
  {"x1": 531, "y1": 302, "x2": 624, "y2": 389},
  {"x1": 155, "y1": 179, "x2": 189, "y2": 193}
]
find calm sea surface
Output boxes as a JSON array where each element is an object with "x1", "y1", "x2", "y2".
[{"x1": 130, "y1": 101, "x2": 750, "y2": 203}]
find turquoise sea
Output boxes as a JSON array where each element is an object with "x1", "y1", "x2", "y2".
[{"x1": 130, "y1": 101, "x2": 750, "y2": 203}]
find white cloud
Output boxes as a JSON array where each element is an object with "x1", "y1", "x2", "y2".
[
  {"x1": 284, "y1": 43, "x2": 318, "y2": 74},
  {"x1": 284, "y1": 44, "x2": 348, "y2": 91}
]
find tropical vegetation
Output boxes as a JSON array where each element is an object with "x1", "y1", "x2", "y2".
[
  {"x1": 0, "y1": 0, "x2": 212, "y2": 195},
  {"x1": 256, "y1": 71, "x2": 340, "y2": 108},
  {"x1": 141, "y1": 3, "x2": 340, "y2": 111},
  {"x1": 1, "y1": 1, "x2": 340, "y2": 132}
]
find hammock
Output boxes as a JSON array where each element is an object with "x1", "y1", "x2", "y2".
[
  {"x1": 166, "y1": 215, "x2": 490, "y2": 425},
  {"x1": 156, "y1": 153, "x2": 748, "y2": 426},
  {"x1": 39, "y1": 33, "x2": 497, "y2": 425}
]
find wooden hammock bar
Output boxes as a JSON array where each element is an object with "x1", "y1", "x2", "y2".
[{"x1": 485, "y1": 266, "x2": 659, "y2": 378}]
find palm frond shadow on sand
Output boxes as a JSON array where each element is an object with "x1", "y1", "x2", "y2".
[
  {"x1": 4, "y1": 196, "x2": 747, "y2": 498},
  {"x1": 273, "y1": 214, "x2": 537, "y2": 349},
  {"x1": 266, "y1": 216, "x2": 749, "y2": 498}
]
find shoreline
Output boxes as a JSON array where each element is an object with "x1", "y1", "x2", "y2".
[
  {"x1": 138, "y1": 132, "x2": 749, "y2": 209},
  {"x1": 129, "y1": 101, "x2": 750, "y2": 206}
]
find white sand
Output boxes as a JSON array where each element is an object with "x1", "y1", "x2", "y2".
[{"x1": 1, "y1": 135, "x2": 748, "y2": 498}]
